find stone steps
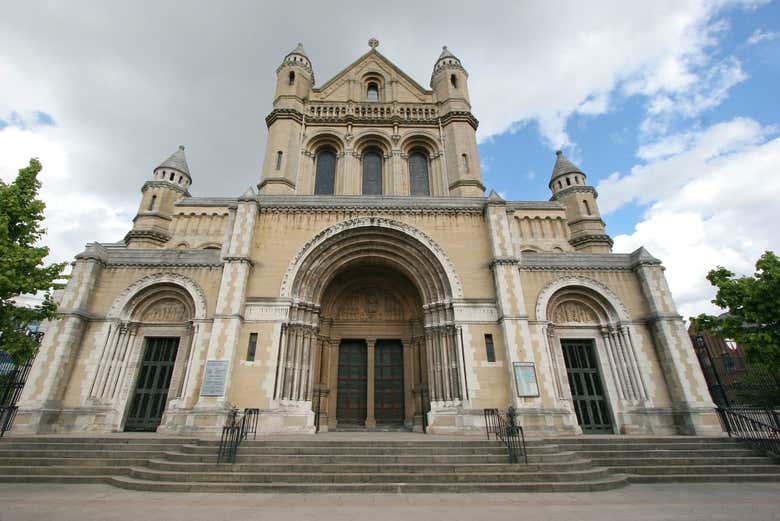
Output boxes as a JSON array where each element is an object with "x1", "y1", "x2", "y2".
[{"x1": 0, "y1": 434, "x2": 776, "y2": 491}]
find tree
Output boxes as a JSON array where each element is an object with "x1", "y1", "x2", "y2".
[
  {"x1": 691, "y1": 251, "x2": 780, "y2": 407},
  {"x1": 0, "y1": 159, "x2": 66, "y2": 363}
]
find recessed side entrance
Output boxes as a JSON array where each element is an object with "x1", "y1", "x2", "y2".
[
  {"x1": 336, "y1": 340, "x2": 368, "y2": 425},
  {"x1": 561, "y1": 339, "x2": 612, "y2": 433},
  {"x1": 125, "y1": 337, "x2": 179, "y2": 432},
  {"x1": 374, "y1": 340, "x2": 404, "y2": 425}
]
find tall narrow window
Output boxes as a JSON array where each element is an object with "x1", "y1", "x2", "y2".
[
  {"x1": 566, "y1": 177, "x2": 571, "y2": 186},
  {"x1": 314, "y1": 148, "x2": 337, "y2": 195},
  {"x1": 583, "y1": 200, "x2": 591, "y2": 215},
  {"x1": 408, "y1": 150, "x2": 430, "y2": 196},
  {"x1": 169, "y1": 172, "x2": 175, "y2": 181},
  {"x1": 275, "y1": 150, "x2": 283, "y2": 170},
  {"x1": 246, "y1": 333, "x2": 258, "y2": 362},
  {"x1": 461, "y1": 153, "x2": 469, "y2": 173},
  {"x1": 367, "y1": 83, "x2": 379, "y2": 102},
  {"x1": 484, "y1": 334, "x2": 496, "y2": 363},
  {"x1": 148, "y1": 194, "x2": 157, "y2": 211},
  {"x1": 450, "y1": 74, "x2": 457, "y2": 88},
  {"x1": 362, "y1": 149, "x2": 383, "y2": 195},
  {"x1": 288, "y1": 71, "x2": 295, "y2": 85}
]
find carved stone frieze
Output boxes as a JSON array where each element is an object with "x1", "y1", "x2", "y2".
[{"x1": 552, "y1": 301, "x2": 597, "y2": 324}]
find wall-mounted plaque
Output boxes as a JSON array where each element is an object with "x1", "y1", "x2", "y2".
[
  {"x1": 200, "y1": 360, "x2": 229, "y2": 396},
  {"x1": 513, "y1": 362, "x2": 540, "y2": 397}
]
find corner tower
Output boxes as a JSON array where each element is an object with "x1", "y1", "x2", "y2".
[
  {"x1": 259, "y1": 43, "x2": 314, "y2": 195},
  {"x1": 430, "y1": 47, "x2": 484, "y2": 197},
  {"x1": 125, "y1": 145, "x2": 191, "y2": 248},
  {"x1": 549, "y1": 150, "x2": 612, "y2": 253}
]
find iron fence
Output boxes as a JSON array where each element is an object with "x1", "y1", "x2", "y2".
[
  {"x1": 217, "y1": 407, "x2": 259, "y2": 463},
  {"x1": 0, "y1": 359, "x2": 33, "y2": 437},
  {"x1": 716, "y1": 406, "x2": 780, "y2": 457},
  {"x1": 483, "y1": 407, "x2": 528, "y2": 464}
]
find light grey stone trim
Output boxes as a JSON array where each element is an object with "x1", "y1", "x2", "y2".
[
  {"x1": 506, "y1": 201, "x2": 565, "y2": 211},
  {"x1": 76, "y1": 243, "x2": 223, "y2": 268},
  {"x1": 550, "y1": 185, "x2": 597, "y2": 200},
  {"x1": 141, "y1": 180, "x2": 190, "y2": 197},
  {"x1": 176, "y1": 197, "x2": 239, "y2": 208},
  {"x1": 519, "y1": 248, "x2": 662, "y2": 271}
]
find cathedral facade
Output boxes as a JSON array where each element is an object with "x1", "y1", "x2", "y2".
[{"x1": 16, "y1": 41, "x2": 720, "y2": 436}]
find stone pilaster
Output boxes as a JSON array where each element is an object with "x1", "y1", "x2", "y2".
[
  {"x1": 485, "y1": 194, "x2": 534, "y2": 409},
  {"x1": 193, "y1": 193, "x2": 257, "y2": 429},
  {"x1": 633, "y1": 249, "x2": 721, "y2": 435},
  {"x1": 15, "y1": 257, "x2": 102, "y2": 433}
]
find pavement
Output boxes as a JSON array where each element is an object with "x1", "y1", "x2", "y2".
[{"x1": 0, "y1": 482, "x2": 778, "y2": 521}]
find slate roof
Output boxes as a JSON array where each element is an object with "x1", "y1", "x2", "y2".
[
  {"x1": 156, "y1": 145, "x2": 190, "y2": 177},
  {"x1": 550, "y1": 150, "x2": 584, "y2": 184}
]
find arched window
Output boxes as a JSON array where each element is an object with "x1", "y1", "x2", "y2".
[
  {"x1": 583, "y1": 200, "x2": 592, "y2": 215},
  {"x1": 169, "y1": 172, "x2": 175, "y2": 181},
  {"x1": 461, "y1": 153, "x2": 469, "y2": 173},
  {"x1": 367, "y1": 83, "x2": 379, "y2": 102},
  {"x1": 450, "y1": 74, "x2": 457, "y2": 89},
  {"x1": 288, "y1": 71, "x2": 295, "y2": 86},
  {"x1": 362, "y1": 148, "x2": 383, "y2": 195},
  {"x1": 566, "y1": 177, "x2": 571, "y2": 186},
  {"x1": 408, "y1": 150, "x2": 430, "y2": 196},
  {"x1": 314, "y1": 149, "x2": 337, "y2": 195},
  {"x1": 275, "y1": 151, "x2": 283, "y2": 171},
  {"x1": 148, "y1": 194, "x2": 157, "y2": 211}
]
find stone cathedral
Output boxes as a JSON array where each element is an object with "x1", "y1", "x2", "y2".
[{"x1": 16, "y1": 41, "x2": 720, "y2": 437}]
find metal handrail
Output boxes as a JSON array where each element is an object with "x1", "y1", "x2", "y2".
[
  {"x1": 217, "y1": 408, "x2": 259, "y2": 463},
  {"x1": 716, "y1": 406, "x2": 780, "y2": 457},
  {"x1": 483, "y1": 407, "x2": 528, "y2": 464}
]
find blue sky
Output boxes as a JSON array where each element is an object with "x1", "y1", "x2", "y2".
[{"x1": 1, "y1": 1, "x2": 779, "y2": 317}]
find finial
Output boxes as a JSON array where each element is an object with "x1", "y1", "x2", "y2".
[
  {"x1": 179, "y1": 145, "x2": 185, "y2": 151},
  {"x1": 443, "y1": 45, "x2": 448, "y2": 50},
  {"x1": 555, "y1": 150, "x2": 562, "y2": 156},
  {"x1": 368, "y1": 38, "x2": 379, "y2": 49}
]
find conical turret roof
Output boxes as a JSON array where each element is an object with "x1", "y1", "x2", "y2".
[
  {"x1": 549, "y1": 150, "x2": 584, "y2": 186},
  {"x1": 156, "y1": 145, "x2": 190, "y2": 177},
  {"x1": 288, "y1": 42, "x2": 307, "y2": 57},
  {"x1": 437, "y1": 45, "x2": 457, "y2": 61}
]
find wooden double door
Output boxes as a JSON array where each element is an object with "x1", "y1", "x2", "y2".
[
  {"x1": 125, "y1": 337, "x2": 179, "y2": 432},
  {"x1": 336, "y1": 339, "x2": 404, "y2": 426},
  {"x1": 561, "y1": 339, "x2": 613, "y2": 433}
]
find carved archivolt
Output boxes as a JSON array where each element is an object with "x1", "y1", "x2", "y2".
[
  {"x1": 106, "y1": 272, "x2": 208, "y2": 320},
  {"x1": 280, "y1": 217, "x2": 464, "y2": 300},
  {"x1": 535, "y1": 275, "x2": 630, "y2": 323}
]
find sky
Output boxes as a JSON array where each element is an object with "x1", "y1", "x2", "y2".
[{"x1": 1, "y1": 1, "x2": 779, "y2": 319}]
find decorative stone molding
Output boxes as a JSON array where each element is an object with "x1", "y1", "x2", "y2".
[
  {"x1": 255, "y1": 195, "x2": 486, "y2": 215},
  {"x1": 123, "y1": 230, "x2": 171, "y2": 246},
  {"x1": 77, "y1": 243, "x2": 223, "y2": 268},
  {"x1": 520, "y1": 251, "x2": 654, "y2": 272},
  {"x1": 550, "y1": 185, "x2": 597, "y2": 200},
  {"x1": 106, "y1": 272, "x2": 209, "y2": 321},
  {"x1": 489, "y1": 257, "x2": 520, "y2": 269},
  {"x1": 265, "y1": 108, "x2": 304, "y2": 127},
  {"x1": 569, "y1": 234, "x2": 614, "y2": 249},
  {"x1": 141, "y1": 180, "x2": 190, "y2": 197},
  {"x1": 280, "y1": 216, "x2": 464, "y2": 299},
  {"x1": 535, "y1": 275, "x2": 630, "y2": 322},
  {"x1": 439, "y1": 111, "x2": 479, "y2": 130}
]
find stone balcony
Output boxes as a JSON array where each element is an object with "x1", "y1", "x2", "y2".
[{"x1": 305, "y1": 101, "x2": 439, "y2": 124}]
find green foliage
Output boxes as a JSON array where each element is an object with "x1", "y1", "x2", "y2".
[
  {"x1": 0, "y1": 159, "x2": 66, "y2": 363},
  {"x1": 692, "y1": 251, "x2": 780, "y2": 397}
]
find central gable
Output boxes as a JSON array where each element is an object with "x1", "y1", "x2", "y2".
[{"x1": 313, "y1": 50, "x2": 432, "y2": 104}]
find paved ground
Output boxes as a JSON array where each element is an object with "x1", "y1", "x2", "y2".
[{"x1": 0, "y1": 483, "x2": 778, "y2": 521}]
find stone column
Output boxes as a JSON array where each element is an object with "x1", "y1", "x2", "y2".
[
  {"x1": 485, "y1": 194, "x2": 535, "y2": 409},
  {"x1": 193, "y1": 193, "x2": 257, "y2": 430},
  {"x1": 365, "y1": 338, "x2": 376, "y2": 428},
  {"x1": 16, "y1": 254, "x2": 102, "y2": 433},
  {"x1": 632, "y1": 249, "x2": 721, "y2": 435}
]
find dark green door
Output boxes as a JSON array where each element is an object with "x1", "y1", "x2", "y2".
[
  {"x1": 336, "y1": 340, "x2": 367, "y2": 425},
  {"x1": 374, "y1": 340, "x2": 404, "y2": 424},
  {"x1": 125, "y1": 337, "x2": 179, "y2": 432},
  {"x1": 561, "y1": 339, "x2": 613, "y2": 433}
]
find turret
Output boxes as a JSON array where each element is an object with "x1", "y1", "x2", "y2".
[
  {"x1": 549, "y1": 150, "x2": 612, "y2": 253},
  {"x1": 125, "y1": 146, "x2": 191, "y2": 248},
  {"x1": 431, "y1": 46, "x2": 483, "y2": 197},
  {"x1": 259, "y1": 43, "x2": 314, "y2": 195}
]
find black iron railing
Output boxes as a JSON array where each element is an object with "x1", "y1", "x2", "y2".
[
  {"x1": 483, "y1": 407, "x2": 528, "y2": 464},
  {"x1": 217, "y1": 407, "x2": 259, "y2": 463},
  {"x1": 313, "y1": 386, "x2": 326, "y2": 433},
  {"x1": 0, "y1": 359, "x2": 33, "y2": 437},
  {"x1": 716, "y1": 406, "x2": 780, "y2": 457}
]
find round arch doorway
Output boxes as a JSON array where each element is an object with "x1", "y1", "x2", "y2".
[{"x1": 315, "y1": 264, "x2": 428, "y2": 431}]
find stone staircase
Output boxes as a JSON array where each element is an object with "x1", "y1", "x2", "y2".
[
  {"x1": 0, "y1": 436, "x2": 624, "y2": 492},
  {"x1": 0, "y1": 435, "x2": 776, "y2": 492},
  {"x1": 548, "y1": 436, "x2": 780, "y2": 484}
]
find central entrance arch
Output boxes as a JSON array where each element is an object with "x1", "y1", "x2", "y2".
[{"x1": 274, "y1": 218, "x2": 465, "y2": 432}]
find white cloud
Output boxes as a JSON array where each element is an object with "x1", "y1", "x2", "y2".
[
  {"x1": 607, "y1": 118, "x2": 780, "y2": 318},
  {"x1": 747, "y1": 28, "x2": 780, "y2": 44}
]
